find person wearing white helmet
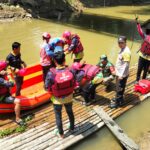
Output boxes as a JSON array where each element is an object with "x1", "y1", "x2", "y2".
[{"x1": 40, "y1": 32, "x2": 54, "y2": 84}]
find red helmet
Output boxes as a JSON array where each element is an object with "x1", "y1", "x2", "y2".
[
  {"x1": 42, "y1": 32, "x2": 51, "y2": 39},
  {"x1": 72, "y1": 62, "x2": 82, "y2": 71},
  {"x1": 62, "y1": 31, "x2": 71, "y2": 39},
  {"x1": 17, "y1": 68, "x2": 27, "y2": 76},
  {"x1": 0, "y1": 61, "x2": 7, "y2": 71}
]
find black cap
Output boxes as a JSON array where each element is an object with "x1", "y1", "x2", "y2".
[
  {"x1": 53, "y1": 51, "x2": 65, "y2": 65},
  {"x1": 118, "y1": 36, "x2": 127, "y2": 43}
]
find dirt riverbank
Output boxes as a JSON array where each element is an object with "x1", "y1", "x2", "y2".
[{"x1": 0, "y1": 3, "x2": 32, "y2": 22}]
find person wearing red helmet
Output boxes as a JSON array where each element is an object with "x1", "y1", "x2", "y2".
[
  {"x1": 0, "y1": 61, "x2": 25, "y2": 126},
  {"x1": 6, "y1": 42, "x2": 27, "y2": 96},
  {"x1": 40, "y1": 32, "x2": 54, "y2": 84},
  {"x1": 135, "y1": 18, "x2": 150, "y2": 82},
  {"x1": 62, "y1": 31, "x2": 84, "y2": 62}
]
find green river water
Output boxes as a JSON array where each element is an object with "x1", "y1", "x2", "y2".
[{"x1": 0, "y1": 5, "x2": 150, "y2": 150}]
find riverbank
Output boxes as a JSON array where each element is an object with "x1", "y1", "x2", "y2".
[
  {"x1": 0, "y1": 3, "x2": 32, "y2": 22},
  {"x1": 0, "y1": 0, "x2": 81, "y2": 22},
  {"x1": 0, "y1": 2, "x2": 150, "y2": 23},
  {"x1": 84, "y1": 5, "x2": 150, "y2": 22},
  {"x1": 139, "y1": 132, "x2": 150, "y2": 150}
]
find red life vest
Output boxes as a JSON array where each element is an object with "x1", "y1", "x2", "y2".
[
  {"x1": 50, "y1": 68, "x2": 75, "y2": 97},
  {"x1": 140, "y1": 35, "x2": 150, "y2": 56},
  {"x1": 71, "y1": 34, "x2": 84, "y2": 54},
  {"x1": 134, "y1": 79, "x2": 150, "y2": 94},
  {"x1": 81, "y1": 64, "x2": 100, "y2": 80},
  {"x1": 0, "y1": 76, "x2": 9, "y2": 96}
]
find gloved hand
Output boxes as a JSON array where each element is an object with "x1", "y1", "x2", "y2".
[{"x1": 135, "y1": 16, "x2": 139, "y2": 24}]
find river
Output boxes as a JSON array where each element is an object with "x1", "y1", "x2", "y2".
[{"x1": 0, "y1": 5, "x2": 150, "y2": 150}]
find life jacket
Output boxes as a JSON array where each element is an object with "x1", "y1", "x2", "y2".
[
  {"x1": 71, "y1": 34, "x2": 83, "y2": 54},
  {"x1": 40, "y1": 43, "x2": 52, "y2": 66},
  {"x1": 134, "y1": 79, "x2": 150, "y2": 94},
  {"x1": 50, "y1": 67, "x2": 75, "y2": 97},
  {"x1": 81, "y1": 64, "x2": 100, "y2": 80},
  {"x1": 140, "y1": 35, "x2": 150, "y2": 56},
  {"x1": 0, "y1": 76, "x2": 9, "y2": 96}
]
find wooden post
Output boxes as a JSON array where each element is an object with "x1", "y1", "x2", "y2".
[{"x1": 94, "y1": 107, "x2": 139, "y2": 150}]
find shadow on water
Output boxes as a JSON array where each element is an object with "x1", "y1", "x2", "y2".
[
  {"x1": 42, "y1": 12, "x2": 141, "y2": 42},
  {"x1": 118, "y1": 7, "x2": 150, "y2": 16},
  {"x1": 79, "y1": 0, "x2": 147, "y2": 8}
]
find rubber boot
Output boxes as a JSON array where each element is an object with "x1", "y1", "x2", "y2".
[{"x1": 89, "y1": 83, "x2": 96, "y2": 100}]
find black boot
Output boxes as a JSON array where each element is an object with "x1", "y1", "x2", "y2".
[
  {"x1": 109, "y1": 98, "x2": 119, "y2": 109},
  {"x1": 89, "y1": 83, "x2": 96, "y2": 99}
]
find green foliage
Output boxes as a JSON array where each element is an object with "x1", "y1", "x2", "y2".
[
  {"x1": 0, "y1": 126, "x2": 27, "y2": 138},
  {"x1": 0, "y1": 129, "x2": 15, "y2": 138},
  {"x1": 0, "y1": 114, "x2": 34, "y2": 138},
  {"x1": 15, "y1": 126, "x2": 27, "y2": 133}
]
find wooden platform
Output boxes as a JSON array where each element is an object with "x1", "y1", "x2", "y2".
[{"x1": 0, "y1": 65, "x2": 150, "y2": 150}]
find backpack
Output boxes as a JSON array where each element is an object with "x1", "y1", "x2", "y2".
[
  {"x1": 51, "y1": 68, "x2": 75, "y2": 97},
  {"x1": 134, "y1": 79, "x2": 150, "y2": 94},
  {"x1": 81, "y1": 64, "x2": 100, "y2": 80}
]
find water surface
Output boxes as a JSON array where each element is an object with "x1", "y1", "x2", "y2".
[{"x1": 0, "y1": 5, "x2": 150, "y2": 150}]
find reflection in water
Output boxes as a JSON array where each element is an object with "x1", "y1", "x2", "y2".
[{"x1": 58, "y1": 12, "x2": 141, "y2": 41}]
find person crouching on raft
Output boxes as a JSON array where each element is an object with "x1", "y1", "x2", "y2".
[
  {"x1": 45, "y1": 51, "x2": 76, "y2": 138},
  {"x1": 80, "y1": 55, "x2": 115, "y2": 105},
  {"x1": 93, "y1": 54, "x2": 115, "y2": 89},
  {"x1": 62, "y1": 31, "x2": 84, "y2": 62},
  {"x1": 0, "y1": 61, "x2": 25, "y2": 126}
]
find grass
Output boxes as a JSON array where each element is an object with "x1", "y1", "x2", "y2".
[{"x1": 0, "y1": 114, "x2": 34, "y2": 138}]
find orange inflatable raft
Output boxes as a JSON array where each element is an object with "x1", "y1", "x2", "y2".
[{"x1": 0, "y1": 64, "x2": 52, "y2": 113}]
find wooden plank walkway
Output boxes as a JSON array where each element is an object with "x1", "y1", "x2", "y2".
[
  {"x1": 94, "y1": 107, "x2": 139, "y2": 150},
  {"x1": 0, "y1": 66, "x2": 150, "y2": 150}
]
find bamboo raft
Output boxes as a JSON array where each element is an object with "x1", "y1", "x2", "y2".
[{"x1": 0, "y1": 65, "x2": 150, "y2": 150}]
